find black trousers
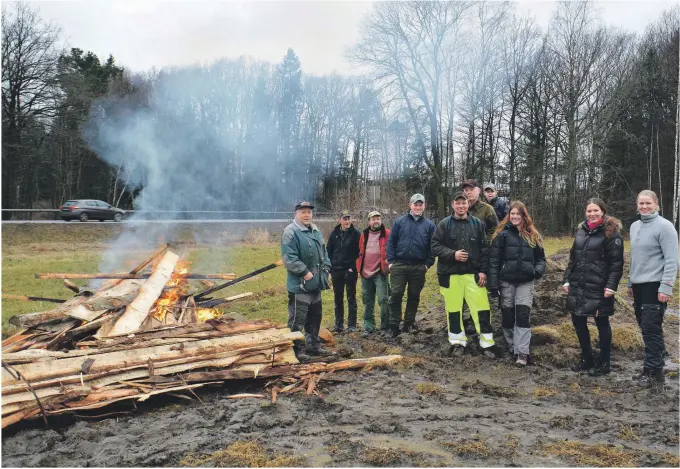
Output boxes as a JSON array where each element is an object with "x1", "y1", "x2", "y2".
[
  {"x1": 331, "y1": 269, "x2": 358, "y2": 328},
  {"x1": 632, "y1": 282, "x2": 667, "y2": 370},
  {"x1": 287, "y1": 292, "x2": 322, "y2": 351},
  {"x1": 571, "y1": 314, "x2": 612, "y2": 362},
  {"x1": 388, "y1": 263, "x2": 427, "y2": 329}
]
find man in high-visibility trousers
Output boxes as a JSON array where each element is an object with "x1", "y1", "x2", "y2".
[{"x1": 431, "y1": 191, "x2": 495, "y2": 358}]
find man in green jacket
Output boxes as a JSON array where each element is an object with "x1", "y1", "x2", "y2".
[
  {"x1": 281, "y1": 201, "x2": 332, "y2": 361},
  {"x1": 461, "y1": 179, "x2": 498, "y2": 240}
]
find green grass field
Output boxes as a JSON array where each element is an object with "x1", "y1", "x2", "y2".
[{"x1": 1, "y1": 224, "x2": 580, "y2": 336}]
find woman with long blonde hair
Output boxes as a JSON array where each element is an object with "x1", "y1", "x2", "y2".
[{"x1": 489, "y1": 201, "x2": 546, "y2": 366}]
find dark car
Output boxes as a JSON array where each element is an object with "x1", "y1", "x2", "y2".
[{"x1": 60, "y1": 200, "x2": 125, "y2": 222}]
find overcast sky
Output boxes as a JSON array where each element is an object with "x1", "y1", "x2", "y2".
[{"x1": 19, "y1": 0, "x2": 680, "y2": 75}]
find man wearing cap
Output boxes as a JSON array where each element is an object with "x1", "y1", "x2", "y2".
[
  {"x1": 431, "y1": 191, "x2": 495, "y2": 357},
  {"x1": 386, "y1": 193, "x2": 436, "y2": 337},
  {"x1": 461, "y1": 179, "x2": 498, "y2": 240},
  {"x1": 281, "y1": 201, "x2": 332, "y2": 361},
  {"x1": 357, "y1": 210, "x2": 391, "y2": 336},
  {"x1": 326, "y1": 210, "x2": 362, "y2": 333},
  {"x1": 483, "y1": 183, "x2": 509, "y2": 222}
]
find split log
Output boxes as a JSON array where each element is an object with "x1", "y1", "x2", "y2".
[
  {"x1": 2, "y1": 294, "x2": 66, "y2": 304},
  {"x1": 36, "y1": 273, "x2": 236, "y2": 280},
  {"x1": 63, "y1": 279, "x2": 81, "y2": 294},
  {"x1": 68, "y1": 305, "x2": 109, "y2": 322},
  {"x1": 77, "y1": 279, "x2": 145, "y2": 312},
  {"x1": 197, "y1": 292, "x2": 253, "y2": 308},
  {"x1": 8, "y1": 296, "x2": 88, "y2": 328},
  {"x1": 106, "y1": 251, "x2": 180, "y2": 336},
  {"x1": 2, "y1": 329, "x2": 303, "y2": 389}
]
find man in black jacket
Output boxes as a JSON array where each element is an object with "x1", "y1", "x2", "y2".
[
  {"x1": 431, "y1": 192, "x2": 495, "y2": 358},
  {"x1": 326, "y1": 210, "x2": 362, "y2": 333}
]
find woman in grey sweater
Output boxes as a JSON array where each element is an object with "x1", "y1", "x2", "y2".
[{"x1": 627, "y1": 190, "x2": 679, "y2": 389}]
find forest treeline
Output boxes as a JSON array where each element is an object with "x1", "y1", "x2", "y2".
[{"x1": 2, "y1": 1, "x2": 679, "y2": 233}]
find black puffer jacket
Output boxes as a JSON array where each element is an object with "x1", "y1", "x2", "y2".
[
  {"x1": 326, "y1": 224, "x2": 361, "y2": 272},
  {"x1": 489, "y1": 224, "x2": 546, "y2": 290},
  {"x1": 564, "y1": 217, "x2": 624, "y2": 317}
]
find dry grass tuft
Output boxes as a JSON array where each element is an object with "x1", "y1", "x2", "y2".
[
  {"x1": 549, "y1": 415, "x2": 575, "y2": 429},
  {"x1": 532, "y1": 322, "x2": 588, "y2": 348},
  {"x1": 662, "y1": 453, "x2": 680, "y2": 467},
  {"x1": 593, "y1": 386, "x2": 616, "y2": 397},
  {"x1": 538, "y1": 440, "x2": 639, "y2": 467},
  {"x1": 461, "y1": 379, "x2": 521, "y2": 398},
  {"x1": 393, "y1": 356, "x2": 425, "y2": 371},
  {"x1": 532, "y1": 387, "x2": 558, "y2": 399},
  {"x1": 502, "y1": 435, "x2": 521, "y2": 457},
  {"x1": 441, "y1": 439, "x2": 491, "y2": 458},
  {"x1": 611, "y1": 325, "x2": 643, "y2": 351},
  {"x1": 569, "y1": 381, "x2": 581, "y2": 392},
  {"x1": 617, "y1": 424, "x2": 640, "y2": 442},
  {"x1": 362, "y1": 447, "x2": 407, "y2": 466},
  {"x1": 416, "y1": 382, "x2": 445, "y2": 395},
  {"x1": 180, "y1": 440, "x2": 306, "y2": 467}
]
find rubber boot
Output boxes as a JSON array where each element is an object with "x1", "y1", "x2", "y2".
[
  {"x1": 571, "y1": 356, "x2": 595, "y2": 373},
  {"x1": 632, "y1": 367, "x2": 650, "y2": 381},
  {"x1": 293, "y1": 341, "x2": 311, "y2": 362}
]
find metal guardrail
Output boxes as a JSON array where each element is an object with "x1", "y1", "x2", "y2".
[{"x1": 1, "y1": 209, "x2": 340, "y2": 221}]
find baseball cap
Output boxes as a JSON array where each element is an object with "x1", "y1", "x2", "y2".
[
  {"x1": 410, "y1": 193, "x2": 426, "y2": 204},
  {"x1": 461, "y1": 179, "x2": 479, "y2": 189},
  {"x1": 294, "y1": 201, "x2": 315, "y2": 211},
  {"x1": 368, "y1": 210, "x2": 382, "y2": 219},
  {"x1": 452, "y1": 191, "x2": 468, "y2": 201},
  {"x1": 339, "y1": 210, "x2": 351, "y2": 219},
  {"x1": 483, "y1": 183, "x2": 496, "y2": 191}
]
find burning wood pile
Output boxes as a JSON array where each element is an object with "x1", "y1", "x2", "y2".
[{"x1": 2, "y1": 244, "x2": 402, "y2": 428}]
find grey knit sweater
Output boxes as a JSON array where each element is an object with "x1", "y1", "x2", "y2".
[{"x1": 627, "y1": 212, "x2": 679, "y2": 295}]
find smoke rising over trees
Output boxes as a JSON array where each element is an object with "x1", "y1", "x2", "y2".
[{"x1": 2, "y1": 1, "x2": 679, "y2": 231}]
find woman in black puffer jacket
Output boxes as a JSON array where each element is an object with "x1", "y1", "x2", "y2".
[
  {"x1": 562, "y1": 198, "x2": 624, "y2": 377},
  {"x1": 489, "y1": 201, "x2": 546, "y2": 366}
]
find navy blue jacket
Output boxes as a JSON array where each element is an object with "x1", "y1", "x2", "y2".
[{"x1": 386, "y1": 213, "x2": 436, "y2": 267}]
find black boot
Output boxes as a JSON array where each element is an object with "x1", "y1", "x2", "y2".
[
  {"x1": 307, "y1": 345, "x2": 334, "y2": 357},
  {"x1": 632, "y1": 367, "x2": 650, "y2": 381},
  {"x1": 588, "y1": 358, "x2": 611, "y2": 377},
  {"x1": 637, "y1": 368, "x2": 664, "y2": 388},
  {"x1": 571, "y1": 357, "x2": 594, "y2": 373},
  {"x1": 387, "y1": 326, "x2": 401, "y2": 338},
  {"x1": 293, "y1": 341, "x2": 311, "y2": 362}
]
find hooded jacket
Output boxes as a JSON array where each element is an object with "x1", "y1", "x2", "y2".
[
  {"x1": 326, "y1": 223, "x2": 361, "y2": 272},
  {"x1": 564, "y1": 216, "x2": 624, "y2": 317},
  {"x1": 489, "y1": 224, "x2": 546, "y2": 290}
]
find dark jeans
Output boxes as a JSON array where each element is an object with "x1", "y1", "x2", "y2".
[
  {"x1": 632, "y1": 282, "x2": 667, "y2": 370},
  {"x1": 331, "y1": 269, "x2": 358, "y2": 328},
  {"x1": 388, "y1": 262, "x2": 427, "y2": 329},
  {"x1": 287, "y1": 292, "x2": 322, "y2": 351},
  {"x1": 571, "y1": 314, "x2": 612, "y2": 362}
]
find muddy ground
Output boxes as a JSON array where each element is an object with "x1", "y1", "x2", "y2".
[{"x1": 3, "y1": 253, "x2": 679, "y2": 467}]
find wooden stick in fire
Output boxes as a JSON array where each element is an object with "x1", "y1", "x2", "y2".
[
  {"x1": 1, "y1": 294, "x2": 67, "y2": 304},
  {"x1": 35, "y1": 273, "x2": 237, "y2": 280},
  {"x1": 193, "y1": 260, "x2": 284, "y2": 301}
]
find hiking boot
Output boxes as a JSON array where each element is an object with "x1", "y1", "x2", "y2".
[
  {"x1": 571, "y1": 358, "x2": 595, "y2": 373},
  {"x1": 329, "y1": 325, "x2": 344, "y2": 334},
  {"x1": 450, "y1": 344, "x2": 465, "y2": 357},
  {"x1": 516, "y1": 353, "x2": 528, "y2": 367},
  {"x1": 346, "y1": 326, "x2": 357, "y2": 333},
  {"x1": 588, "y1": 359, "x2": 611, "y2": 377},
  {"x1": 307, "y1": 346, "x2": 334, "y2": 357},
  {"x1": 401, "y1": 322, "x2": 415, "y2": 333},
  {"x1": 637, "y1": 368, "x2": 664, "y2": 388}
]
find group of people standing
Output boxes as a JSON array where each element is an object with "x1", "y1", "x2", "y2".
[{"x1": 281, "y1": 183, "x2": 677, "y2": 389}]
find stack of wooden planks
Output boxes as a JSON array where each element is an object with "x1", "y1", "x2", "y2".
[{"x1": 2, "y1": 245, "x2": 402, "y2": 428}]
